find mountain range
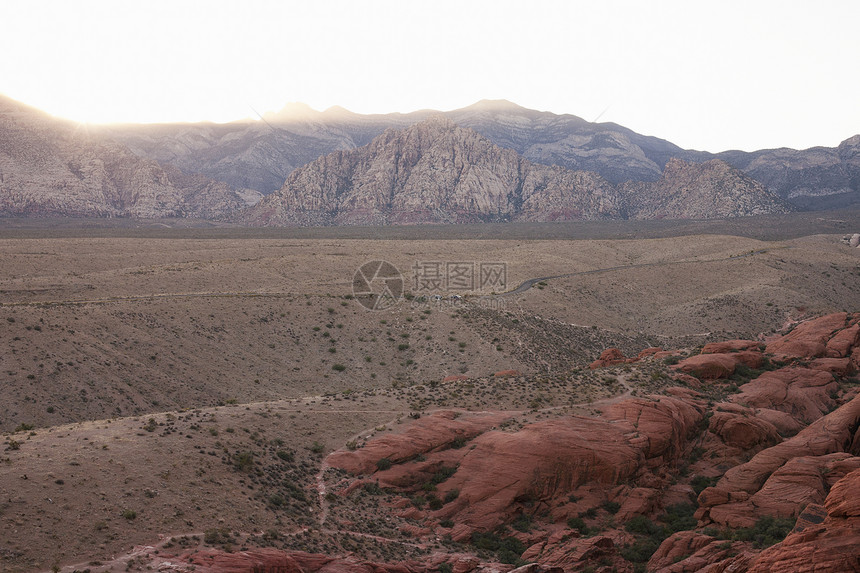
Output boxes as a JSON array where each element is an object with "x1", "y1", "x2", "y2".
[
  {"x1": 1, "y1": 95, "x2": 858, "y2": 223},
  {"x1": 0, "y1": 96, "x2": 260, "y2": 219},
  {"x1": 245, "y1": 116, "x2": 790, "y2": 225}
]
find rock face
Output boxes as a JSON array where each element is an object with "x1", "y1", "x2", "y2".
[
  {"x1": 0, "y1": 95, "x2": 260, "y2": 219},
  {"x1": 73, "y1": 313, "x2": 860, "y2": 573},
  {"x1": 101, "y1": 98, "x2": 860, "y2": 211},
  {"x1": 620, "y1": 158, "x2": 793, "y2": 219},
  {"x1": 245, "y1": 116, "x2": 624, "y2": 226},
  {"x1": 716, "y1": 134, "x2": 860, "y2": 210},
  {"x1": 330, "y1": 395, "x2": 703, "y2": 541},
  {"x1": 745, "y1": 469, "x2": 860, "y2": 572},
  {"x1": 245, "y1": 117, "x2": 796, "y2": 226}
]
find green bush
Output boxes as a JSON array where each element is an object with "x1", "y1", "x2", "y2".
[
  {"x1": 691, "y1": 475, "x2": 718, "y2": 494},
  {"x1": 232, "y1": 451, "x2": 254, "y2": 471},
  {"x1": 601, "y1": 500, "x2": 621, "y2": 514},
  {"x1": 717, "y1": 515, "x2": 795, "y2": 548},
  {"x1": 567, "y1": 516, "x2": 589, "y2": 534},
  {"x1": 376, "y1": 457, "x2": 392, "y2": 471},
  {"x1": 512, "y1": 513, "x2": 532, "y2": 532},
  {"x1": 625, "y1": 515, "x2": 662, "y2": 536}
]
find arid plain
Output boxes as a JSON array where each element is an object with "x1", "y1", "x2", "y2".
[{"x1": 1, "y1": 213, "x2": 859, "y2": 572}]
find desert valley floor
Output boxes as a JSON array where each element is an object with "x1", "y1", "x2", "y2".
[{"x1": 1, "y1": 213, "x2": 859, "y2": 573}]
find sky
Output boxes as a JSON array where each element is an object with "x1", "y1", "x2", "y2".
[{"x1": 1, "y1": 0, "x2": 858, "y2": 152}]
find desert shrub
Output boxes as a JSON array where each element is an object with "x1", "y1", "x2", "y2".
[
  {"x1": 512, "y1": 513, "x2": 532, "y2": 532},
  {"x1": 428, "y1": 496, "x2": 443, "y2": 510},
  {"x1": 625, "y1": 515, "x2": 662, "y2": 536},
  {"x1": 363, "y1": 482, "x2": 383, "y2": 495},
  {"x1": 717, "y1": 515, "x2": 795, "y2": 548},
  {"x1": 620, "y1": 537, "x2": 660, "y2": 564},
  {"x1": 204, "y1": 528, "x2": 231, "y2": 544},
  {"x1": 471, "y1": 532, "x2": 527, "y2": 565},
  {"x1": 432, "y1": 465, "x2": 458, "y2": 483},
  {"x1": 444, "y1": 489, "x2": 460, "y2": 503},
  {"x1": 601, "y1": 500, "x2": 621, "y2": 514},
  {"x1": 450, "y1": 436, "x2": 467, "y2": 449},
  {"x1": 567, "y1": 516, "x2": 589, "y2": 534},
  {"x1": 376, "y1": 457, "x2": 392, "y2": 471},
  {"x1": 580, "y1": 507, "x2": 598, "y2": 519},
  {"x1": 121, "y1": 509, "x2": 137, "y2": 520},
  {"x1": 691, "y1": 475, "x2": 718, "y2": 494},
  {"x1": 661, "y1": 503, "x2": 697, "y2": 532},
  {"x1": 439, "y1": 519, "x2": 454, "y2": 528},
  {"x1": 232, "y1": 451, "x2": 254, "y2": 471},
  {"x1": 332, "y1": 363, "x2": 346, "y2": 371},
  {"x1": 310, "y1": 441, "x2": 324, "y2": 454}
]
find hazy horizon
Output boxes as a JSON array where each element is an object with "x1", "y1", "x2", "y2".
[{"x1": 2, "y1": 0, "x2": 859, "y2": 153}]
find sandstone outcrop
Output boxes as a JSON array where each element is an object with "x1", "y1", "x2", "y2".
[
  {"x1": 744, "y1": 469, "x2": 860, "y2": 572},
  {"x1": 766, "y1": 312, "x2": 856, "y2": 359}
]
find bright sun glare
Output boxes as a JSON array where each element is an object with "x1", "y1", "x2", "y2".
[{"x1": 1, "y1": 0, "x2": 859, "y2": 151}]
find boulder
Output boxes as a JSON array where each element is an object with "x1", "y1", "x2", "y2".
[
  {"x1": 701, "y1": 339, "x2": 761, "y2": 354},
  {"x1": 709, "y1": 411, "x2": 781, "y2": 450},
  {"x1": 808, "y1": 357, "x2": 855, "y2": 376},
  {"x1": 731, "y1": 367, "x2": 837, "y2": 424},
  {"x1": 493, "y1": 369, "x2": 521, "y2": 377},
  {"x1": 825, "y1": 323, "x2": 860, "y2": 357},
  {"x1": 588, "y1": 348, "x2": 626, "y2": 369},
  {"x1": 723, "y1": 392, "x2": 860, "y2": 493},
  {"x1": 327, "y1": 410, "x2": 512, "y2": 474},
  {"x1": 746, "y1": 469, "x2": 860, "y2": 572},
  {"x1": 766, "y1": 312, "x2": 849, "y2": 359},
  {"x1": 672, "y1": 353, "x2": 738, "y2": 379}
]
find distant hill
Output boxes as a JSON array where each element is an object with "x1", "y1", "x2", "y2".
[
  {"x1": 245, "y1": 117, "x2": 790, "y2": 226},
  {"x1": 621, "y1": 157, "x2": 794, "y2": 219},
  {"x1": 0, "y1": 96, "x2": 260, "y2": 219},
  {"x1": 1, "y1": 94, "x2": 855, "y2": 222},
  {"x1": 97, "y1": 99, "x2": 860, "y2": 210}
]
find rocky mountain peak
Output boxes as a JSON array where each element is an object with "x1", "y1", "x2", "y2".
[
  {"x1": 621, "y1": 156, "x2": 793, "y2": 219},
  {"x1": 463, "y1": 99, "x2": 527, "y2": 112},
  {"x1": 245, "y1": 118, "x2": 622, "y2": 226}
]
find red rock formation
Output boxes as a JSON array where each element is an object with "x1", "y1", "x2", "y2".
[
  {"x1": 700, "y1": 392, "x2": 860, "y2": 527},
  {"x1": 493, "y1": 370, "x2": 522, "y2": 377},
  {"x1": 327, "y1": 410, "x2": 511, "y2": 475},
  {"x1": 766, "y1": 312, "x2": 852, "y2": 359},
  {"x1": 177, "y1": 548, "x2": 420, "y2": 573},
  {"x1": 701, "y1": 340, "x2": 761, "y2": 354},
  {"x1": 708, "y1": 411, "x2": 781, "y2": 450},
  {"x1": 730, "y1": 367, "x2": 838, "y2": 424},
  {"x1": 672, "y1": 353, "x2": 740, "y2": 379},
  {"x1": 825, "y1": 323, "x2": 860, "y2": 357},
  {"x1": 745, "y1": 469, "x2": 860, "y2": 572},
  {"x1": 588, "y1": 347, "x2": 627, "y2": 369}
]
